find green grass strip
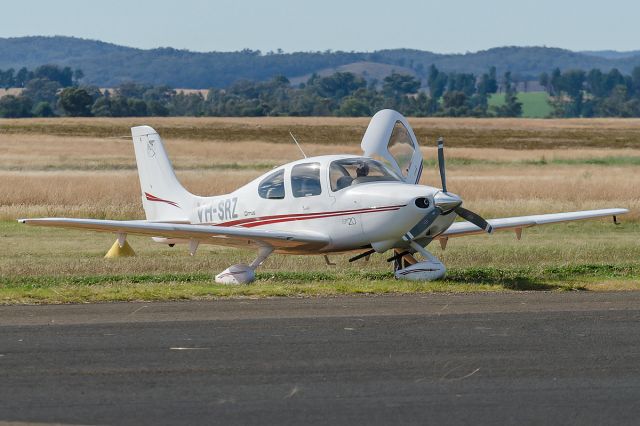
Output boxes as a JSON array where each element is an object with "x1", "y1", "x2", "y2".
[{"x1": 2, "y1": 263, "x2": 637, "y2": 289}]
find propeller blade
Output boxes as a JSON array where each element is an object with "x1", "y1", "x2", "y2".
[
  {"x1": 403, "y1": 208, "x2": 441, "y2": 241},
  {"x1": 454, "y1": 206, "x2": 493, "y2": 233},
  {"x1": 437, "y1": 137, "x2": 447, "y2": 193}
]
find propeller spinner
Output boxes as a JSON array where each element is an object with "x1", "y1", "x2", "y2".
[{"x1": 402, "y1": 137, "x2": 493, "y2": 244}]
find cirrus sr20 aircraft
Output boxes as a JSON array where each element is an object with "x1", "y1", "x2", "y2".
[{"x1": 19, "y1": 109, "x2": 628, "y2": 284}]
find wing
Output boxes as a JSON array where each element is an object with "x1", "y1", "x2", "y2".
[
  {"x1": 18, "y1": 218, "x2": 330, "y2": 253},
  {"x1": 440, "y1": 208, "x2": 629, "y2": 239}
]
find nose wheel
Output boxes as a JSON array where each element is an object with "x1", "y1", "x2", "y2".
[{"x1": 391, "y1": 245, "x2": 446, "y2": 281}]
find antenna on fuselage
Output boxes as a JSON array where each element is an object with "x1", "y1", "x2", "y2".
[{"x1": 289, "y1": 132, "x2": 307, "y2": 159}]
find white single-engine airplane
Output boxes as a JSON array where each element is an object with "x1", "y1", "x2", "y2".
[{"x1": 19, "y1": 109, "x2": 629, "y2": 283}]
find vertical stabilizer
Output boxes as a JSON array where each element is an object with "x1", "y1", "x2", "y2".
[{"x1": 131, "y1": 126, "x2": 194, "y2": 222}]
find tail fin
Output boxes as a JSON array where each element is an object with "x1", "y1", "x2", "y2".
[{"x1": 131, "y1": 126, "x2": 195, "y2": 222}]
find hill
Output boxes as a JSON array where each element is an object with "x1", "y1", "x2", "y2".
[
  {"x1": 581, "y1": 50, "x2": 640, "y2": 59},
  {"x1": 1, "y1": 36, "x2": 640, "y2": 89},
  {"x1": 288, "y1": 61, "x2": 418, "y2": 86}
]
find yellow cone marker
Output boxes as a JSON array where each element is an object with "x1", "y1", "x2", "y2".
[{"x1": 104, "y1": 239, "x2": 136, "y2": 258}]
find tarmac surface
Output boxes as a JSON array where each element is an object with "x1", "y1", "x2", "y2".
[{"x1": 1, "y1": 292, "x2": 639, "y2": 425}]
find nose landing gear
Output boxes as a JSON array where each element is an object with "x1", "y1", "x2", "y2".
[{"x1": 391, "y1": 245, "x2": 446, "y2": 281}]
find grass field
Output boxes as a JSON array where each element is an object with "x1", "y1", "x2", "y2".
[
  {"x1": 489, "y1": 91, "x2": 553, "y2": 118},
  {"x1": 1, "y1": 116, "x2": 639, "y2": 303}
]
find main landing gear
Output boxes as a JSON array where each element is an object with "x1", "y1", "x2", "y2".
[{"x1": 214, "y1": 246, "x2": 273, "y2": 285}]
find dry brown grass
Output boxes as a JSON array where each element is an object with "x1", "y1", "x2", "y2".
[
  {"x1": 0, "y1": 134, "x2": 362, "y2": 170},
  {"x1": 2, "y1": 118, "x2": 638, "y2": 303},
  {"x1": 440, "y1": 165, "x2": 640, "y2": 220},
  {"x1": 4, "y1": 116, "x2": 640, "y2": 148},
  {"x1": 421, "y1": 147, "x2": 640, "y2": 162},
  {"x1": 0, "y1": 118, "x2": 638, "y2": 222},
  {"x1": 3, "y1": 133, "x2": 640, "y2": 171},
  {"x1": 0, "y1": 169, "x2": 265, "y2": 219},
  {"x1": 2, "y1": 163, "x2": 637, "y2": 221}
]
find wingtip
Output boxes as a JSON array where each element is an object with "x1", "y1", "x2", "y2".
[{"x1": 17, "y1": 219, "x2": 26, "y2": 224}]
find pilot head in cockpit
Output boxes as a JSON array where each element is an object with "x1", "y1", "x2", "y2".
[{"x1": 356, "y1": 162, "x2": 369, "y2": 177}]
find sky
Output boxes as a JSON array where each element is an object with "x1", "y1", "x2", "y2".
[{"x1": 1, "y1": 0, "x2": 639, "y2": 53}]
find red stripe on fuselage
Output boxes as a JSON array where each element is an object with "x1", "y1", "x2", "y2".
[
  {"x1": 212, "y1": 204, "x2": 406, "y2": 228},
  {"x1": 242, "y1": 206, "x2": 403, "y2": 228}
]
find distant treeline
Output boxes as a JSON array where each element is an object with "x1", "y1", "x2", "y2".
[
  {"x1": 0, "y1": 64, "x2": 513, "y2": 118},
  {"x1": 540, "y1": 67, "x2": 640, "y2": 117},
  {"x1": 1, "y1": 64, "x2": 640, "y2": 118}
]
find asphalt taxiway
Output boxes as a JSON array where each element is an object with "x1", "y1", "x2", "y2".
[{"x1": 1, "y1": 292, "x2": 639, "y2": 425}]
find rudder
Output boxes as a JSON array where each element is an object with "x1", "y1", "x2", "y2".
[{"x1": 131, "y1": 126, "x2": 194, "y2": 222}]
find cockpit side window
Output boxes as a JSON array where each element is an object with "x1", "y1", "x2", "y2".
[
  {"x1": 292, "y1": 163, "x2": 322, "y2": 197},
  {"x1": 258, "y1": 169, "x2": 285, "y2": 200},
  {"x1": 329, "y1": 158, "x2": 400, "y2": 192}
]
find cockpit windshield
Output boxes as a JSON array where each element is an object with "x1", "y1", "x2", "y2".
[{"x1": 329, "y1": 158, "x2": 401, "y2": 192}]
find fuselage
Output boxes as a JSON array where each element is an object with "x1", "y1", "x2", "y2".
[{"x1": 176, "y1": 155, "x2": 456, "y2": 254}]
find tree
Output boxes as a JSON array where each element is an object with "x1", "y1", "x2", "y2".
[
  {"x1": 91, "y1": 97, "x2": 112, "y2": 117},
  {"x1": 539, "y1": 72, "x2": 550, "y2": 94},
  {"x1": 73, "y1": 69, "x2": 84, "y2": 85},
  {"x1": 494, "y1": 72, "x2": 522, "y2": 117},
  {"x1": 143, "y1": 85, "x2": 175, "y2": 103},
  {"x1": 475, "y1": 67, "x2": 498, "y2": 116},
  {"x1": 427, "y1": 65, "x2": 447, "y2": 114},
  {"x1": 604, "y1": 69, "x2": 625, "y2": 94},
  {"x1": 59, "y1": 87, "x2": 94, "y2": 116},
  {"x1": 0, "y1": 68, "x2": 15, "y2": 88},
  {"x1": 169, "y1": 93, "x2": 205, "y2": 116},
  {"x1": 556, "y1": 70, "x2": 585, "y2": 117},
  {"x1": 549, "y1": 68, "x2": 562, "y2": 96},
  {"x1": 632, "y1": 67, "x2": 640, "y2": 98},
  {"x1": 443, "y1": 91, "x2": 467, "y2": 108},
  {"x1": 382, "y1": 73, "x2": 421, "y2": 97},
  {"x1": 14, "y1": 67, "x2": 32, "y2": 87},
  {"x1": 586, "y1": 69, "x2": 607, "y2": 98},
  {"x1": 337, "y1": 96, "x2": 371, "y2": 117},
  {"x1": 116, "y1": 82, "x2": 149, "y2": 99},
  {"x1": 33, "y1": 102, "x2": 55, "y2": 117},
  {"x1": 427, "y1": 65, "x2": 447, "y2": 98},
  {"x1": 0, "y1": 95, "x2": 32, "y2": 118},
  {"x1": 22, "y1": 78, "x2": 61, "y2": 105},
  {"x1": 309, "y1": 72, "x2": 366, "y2": 100},
  {"x1": 440, "y1": 91, "x2": 468, "y2": 116},
  {"x1": 596, "y1": 85, "x2": 639, "y2": 117},
  {"x1": 478, "y1": 67, "x2": 498, "y2": 96},
  {"x1": 147, "y1": 100, "x2": 170, "y2": 116},
  {"x1": 413, "y1": 92, "x2": 431, "y2": 117},
  {"x1": 446, "y1": 73, "x2": 476, "y2": 97},
  {"x1": 127, "y1": 98, "x2": 149, "y2": 116},
  {"x1": 34, "y1": 65, "x2": 73, "y2": 87}
]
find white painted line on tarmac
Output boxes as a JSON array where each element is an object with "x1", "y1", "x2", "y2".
[{"x1": 169, "y1": 347, "x2": 210, "y2": 350}]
